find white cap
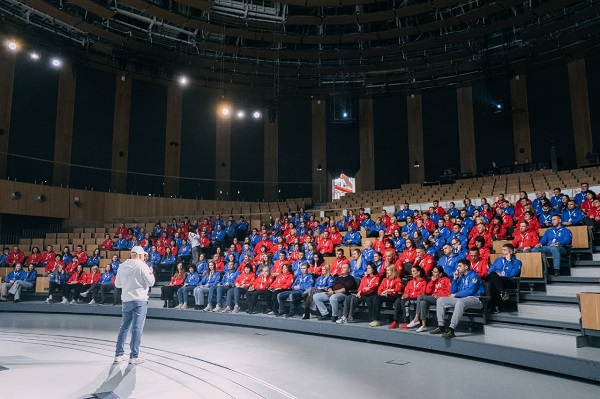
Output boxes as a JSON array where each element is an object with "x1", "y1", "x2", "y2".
[{"x1": 130, "y1": 246, "x2": 147, "y2": 256}]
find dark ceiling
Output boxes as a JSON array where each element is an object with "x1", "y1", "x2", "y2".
[{"x1": 1, "y1": 0, "x2": 600, "y2": 97}]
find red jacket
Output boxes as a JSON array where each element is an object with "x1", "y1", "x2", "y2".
[
  {"x1": 385, "y1": 223, "x2": 399, "y2": 236},
  {"x1": 414, "y1": 253, "x2": 435, "y2": 276},
  {"x1": 169, "y1": 273, "x2": 186, "y2": 286},
  {"x1": 26, "y1": 253, "x2": 43, "y2": 265},
  {"x1": 377, "y1": 277, "x2": 403, "y2": 297},
  {"x1": 491, "y1": 224, "x2": 508, "y2": 240},
  {"x1": 237, "y1": 261, "x2": 255, "y2": 273},
  {"x1": 308, "y1": 261, "x2": 323, "y2": 276},
  {"x1": 84, "y1": 272, "x2": 101, "y2": 285},
  {"x1": 68, "y1": 271, "x2": 87, "y2": 284},
  {"x1": 403, "y1": 278, "x2": 427, "y2": 298},
  {"x1": 252, "y1": 274, "x2": 274, "y2": 290},
  {"x1": 467, "y1": 257, "x2": 489, "y2": 279},
  {"x1": 317, "y1": 239, "x2": 333, "y2": 254},
  {"x1": 330, "y1": 257, "x2": 349, "y2": 276},
  {"x1": 272, "y1": 259, "x2": 290, "y2": 276},
  {"x1": 357, "y1": 275, "x2": 380, "y2": 295},
  {"x1": 270, "y1": 272, "x2": 294, "y2": 290},
  {"x1": 234, "y1": 272, "x2": 255, "y2": 288},
  {"x1": 512, "y1": 231, "x2": 540, "y2": 250},
  {"x1": 330, "y1": 232, "x2": 342, "y2": 246},
  {"x1": 398, "y1": 248, "x2": 417, "y2": 265},
  {"x1": 6, "y1": 251, "x2": 24, "y2": 265},
  {"x1": 74, "y1": 251, "x2": 88, "y2": 265},
  {"x1": 425, "y1": 277, "x2": 451, "y2": 297},
  {"x1": 42, "y1": 251, "x2": 55, "y2": 264},
  {"x1": 373, "y1": 239, "x2": 386, "y2": 253},
  {"x1": 100, "y1": 239, "x2": 114, "y2": 250},
  {"x1": 45, "y1": 259, "x2": 65, "y2": 274},
  {"x1": 254, "y1": 240, "x2": 273, "y2": 255}
]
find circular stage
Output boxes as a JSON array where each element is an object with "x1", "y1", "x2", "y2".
[{"x1": 1, "y1": 313, "x2": 598, "y2": 398}]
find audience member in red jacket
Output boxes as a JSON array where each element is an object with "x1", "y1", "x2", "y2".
[
  {"x1": 41, "y1": 245, "x2": 56, "y2": 266},
  {"x1": 397, "y1": 239, "x2": 417, "y2": 275},
  {"x1": 45, "y1": 254, "x2": 65, "y2": 274},
  {"x1": 522, "y1": 211, "x2": 541, "y2": 234},
  {"x1": 74, "y1": 245, "x2": 88, "y2": 265},
  {"x1": 413, "y1": 246, "x2": 435, "y2": 276},
  {"x1": 25, "y1": 246, "x2": 43, "y2": 266},
  {"x1": 330, "y1": 248, "x2": 350, "y2": 276},
  {"x1": 467, "y1": 248, "x2": 489, "y2": 280},
  {"x1": 6, "y1": 246, "x2": 25, "y2": 267},
  {"x1": 370, "y1": 265, "x2": 404, "y2": 327},
  {"x1": 407, "y1": 266, "x2": 451, "y2": 332},
  {"x1": 473, "y1": 237, "x2": 491, "y2": 264},
  {"x1": 390, "y1": 266, "x2": 427, "y2": 329},
  {"x1": 114, "y1": 223, "x2": 127, "y2": 238},
  {"x1": 491, "y1": 217, "x2": 508, "y2": 240},
  {"x1": 65, "y1": 264, "x2": 87, "y2": 303},
  {"x1": 317, "y1": 232, "x2": 334, "y2": 256},
  {"x1": 245, "y1": 265, "x2": 275, "y2": 313},
  {"x1": 100, "y1": 234, "x2": 114, "y2": 251},
  {"x1": 512, "y1": 221, "x2": 540, "y2": 252},
  {"x1": 264, "y1": 264, "x2": 294, "y2": 315}
]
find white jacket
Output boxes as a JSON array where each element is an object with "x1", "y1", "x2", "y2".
[{"x1": 115, "y1": 258, "x2": 155, "y2": 302}]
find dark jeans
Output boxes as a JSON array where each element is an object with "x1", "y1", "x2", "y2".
[
  {"x1": 48, "y1": 282, "x2": 67, "y2": 298},
  {"x1": 161, "y1": 285, "x2": 182, "y2": 301},
  {"x1": 246, "y1": 289, "x2": 268, "y2": 310},
  {"x1": 393, "y1": 297, "x2": 417, "y2": 323},
  {"x1": 373, "y1": 295, "x2": 396, "y2": 320},
  {"x1": 487, "y1": 272, "x2": 516, "y2": 309}
]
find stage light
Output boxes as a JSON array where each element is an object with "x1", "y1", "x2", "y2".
[
  {"x1": 178, "y1": 75, "x2": 189, "y2": 86},
  {"x1": 222, "y1": 107, "x2": 230, "y2": 116},
  {"x1": 30, "y1": 52, "x2": 40, "y2": 60},
  {"x1": 342, "y1": 111, "x2": 349, "y2": 118},
  {"x1": 51, "y1": 58, "x2": 62, "y2": 68},
  {"x1": 253, "y1": 111, "x2": 261, "y2": 119},
  {"x1": 236, "y1": 110, "x2": 245, "y2": 119},
  {"x1": 7, "y1": 41, "x2": 18, "y2": 51}
]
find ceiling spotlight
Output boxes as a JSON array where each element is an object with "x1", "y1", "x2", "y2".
[
  {"x1": 7, "y1": 41, "x2": 18, "y2": 51},
  {"x1": 253, "y1": 111, "x2": 261, "y2": 119},
  {"x1": 30, "y1": 52, "x2": 40, "y2": 60},
  {"x1": 236, "y1": 110, "x2": 245, "y2": 119},
  {"x1": 178, "y1": 76, "x2": 189, "y2": 86},
  {"x1": 342, "y1": 111, "x2": 349, "y2": 118},
  {"x1": 222, "y1": 107, "x2": 230, "y2": 116},
  {"x1": 51, "y1": 58, "x2": 62, "y2": 68}
]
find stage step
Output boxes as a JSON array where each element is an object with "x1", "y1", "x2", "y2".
[
  {"x1": 570, "y1": 267, "x2": 600, "y2": 277},
  {"x1": 546, "y1": 283, "x2": 600, "y2": 296},
  {"x1": 548, "y1": 275, "x2": 600, "y2": 284},
  {"x1": 521, "y1": 292, "x2": 579, "y2": 304},
  {"x1": 482, "y1": 324, "x2": 582, "y2": 350},
  {"x1": 488, "y1": 304, "x2": 580, "y2": 331},
  {"x1": 573, "y1": 259, "x2": 600, "y2": 266}
]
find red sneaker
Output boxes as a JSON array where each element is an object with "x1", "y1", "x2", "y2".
[
  {"x1": 388, "y1": 321, "x2": 399, "y2": 329},
  {"x1": 399, "y1": 323, "x2": 409, "y2": 330}
]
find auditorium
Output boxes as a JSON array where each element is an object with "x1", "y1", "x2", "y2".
[{"x1": 0, "y1": 0, "x2": 599, "y2": 397}]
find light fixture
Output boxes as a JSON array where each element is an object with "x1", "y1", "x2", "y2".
[
  {"x1": 414, "y1": 161, "x2": 420, "y2": 168},
  {"x1": 74, "y1": 197, "x2": 81, "y2": 207},
  {"x1": 178, "y1": 75, "x2": 189, "y2": 86},
  {"x1": 342, "y1": 111, "x2": 348, "y2": 118},
  {"x1": 222, "y1": 107, "x2": 230, "y2": 116},
  {"x1": 10, "y1": 191, "x2": 21, "y2": 200},
  {"x1": 7, "y1": 41, "x2": 18, "y2": 51},
  {"x1": 236, "y1": 110, "x2": 246, "y2": 119},
  {"x1": 51, "y1": 58, "x2": 62, "y2": 68},
  {"x1": 30, "y1": 52, "x2": 40, "y2": 60},
  {"x1": 253, "y1": 111, "x2": 261, "y2": 119},
  {"x1": 36, "y1": 194, "x2": 46, "y2": 203},
  {"x1": 317, "y1": 164, "x2": 322, "y2": 171}
]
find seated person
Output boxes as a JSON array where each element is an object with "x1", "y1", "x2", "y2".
[
  {"x1": 7, "y1": 263, "x2": 36, "y2": 302},
  {"x1": 466, "y1": 247, "x2": 489, "y2": 279},
  {"x1": 406, "y1": 266, "x2": 451, "y2": 332},
  {"x1": 312, "y1": 263, "x2": 357, "y2": 322},
  {"x1": 194, "y1": 261, "x2": 221, "y2": 311},
  {"x1": 430, "y1": 259, "x2": 484, "y2": 338},
  {"x1": 262, "y1": 264, "x2": 294, "y2": 315},
  {"x1": 77, "y1": 265, "x2": 101, "y2": 302},
  {"x1": 532, "y1": 215, "x2": 572, "y2": 276},
  {"x1": 245, "y1": 265, "x2": 274, "y2": 314},
  {"x1": 64, "y1": 264, "x2": 87, "y2": 304},
  {"x1": 330, "y1": 248, "x2": 350, "y2": 276},
  {"x1": 160, "y1": 263, "x2": 186, "y2": 308},
  {"x1": 301, "y1": 264, "x2": 333, "y2": 319},
  {"x1": 277, "y1": 263, "x2": 314, "y2": 318},
  {"x1": 81, "y1": 264, "x2": 114, "y2": 304},
  {"x1": 338, "y1": 262, "x2": 379, "y2": 324},
  {"x1": 511, "y1": 221, "x2": 539, "y2": 252},
  {"x1": 486, "y1": 243, "x2": 521, "y2": 313},
  {"x1": 46, "y1": 263, "x2": 69, "y2": 303},
  {"x1": 343, "y1": 225, "x2": 361, "y2": 247},
  {"x1": 25, "y1": 246, "x2": 43, "y2": 267},
  {"x1": 87, "y1": 248, "x2": 102, "y2": 268},
  {"x1": 5, "y1": 246, "x2": 25, "y2": 268},
  {"x1": 214, "y1": 261, "x2": 240, "y2": 312},
  {"x1": 388, "y1": 266, "x2": 427, "y2": 329},
  {"x1": 176, "y1": 264, "x2": 199, "y2": 309},
  {"x1": 230, "y1": 264, "x2": 256, "y2": 313},
  {"x1": 112, "y1": 234, "x2": 129, "y2": 250},
  {"x1": 0, "y1": 263, "x2": 26, "y2": 301},
  {"x1": 561, "y1": 200, "x2": 584, "y2": 226},
  {"x1": 73, "y1": 245, "x2": 88, "y2": 266}
]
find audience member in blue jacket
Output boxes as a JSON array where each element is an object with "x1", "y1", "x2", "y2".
[
  {"x1": 438, "y1": 245, "x2": 460, "y2": 276},
  {"x1": 0, "y1": 248, "x2": 9, "y2": 267},
  {"x1": 47, "y1": 264, "x2": 69, "y2": 303},
  {"x1": 236, "y1": 216, "x2": 249, "y2": 240},
  {"x1": 532, "y1": 215, "x2": 572, "y2": 275},
  {"x1": 463, "y1": 199, "x2": 475, "y2": 217},
  {"x1": 109, "y1": 255, "x2": 121, "y2": 274},
  {"x1": 81, "y1": 264, "x2": 114, "y2": 304},
  {"x1": 160, "y1": 248, "x2": 177, "y2": 274},
  {"x1": 362, "y1": 242, "x2": 375, "y2": 263},
  {"x1": 214, "y1": 261, "x2": 240, "y2": 312},
  {"x1": 574, "y1": 183, "x2": 590, "y2": 206},
  {"x1": 2, "y1": 263, "x2": 32, "y2": 302},
  {"x1": 532, "y1": 192, "x2": 549, "y2": 213},
  {"x1": 394, "y1": 203, "x2": 414, "y2": 221},
  {"x1": 176, "y1": 264, "x2": 200, "y2": 309},
  {"x1": 538, "y1": 203, "x2": 556, "y2": 227},
  {"x1": 211, "y1": 225, "x2": 226, "y2": 252},
  {"x1": 87, "y1": 249, "x2": 102, "y2": 267},
  {"x1": 561, "y1": 200, "x2": 584, "y2": 226},
  {"x1": 62, "y1": 247, "x2": 73, "y2": 266},
  {"x1": 195, "y1": 261, "x2": 221, "y2": 310},
  {"x1": 446, "y1": 202, "x2": 459, "y2": 218},
  {"x1": 487, "y1": 243, "x2": 522, "y2": 313},
  {"x1": 431, "y1": 259, "x2": 484, "y2": 338},
  {"x1": 277, "y1": 263, "x2": 314, "y2": 317},
  {"x1": 350, "y1": 248, "x2": 367, "y2": 283},
  {"x1": 151, "y1": 223, "x2": 163, "y2": 238},
  {"x1": 343, "y1": 226, "x2": 361, "y2": 246},
  {"x1": 550, "y1": 188, "x2": 564, "y2": 210},
  {"x1": 177, "y1": 239, "x2": 192, "y2": 264},
  {"x1": 291, "y1": 252, "x2": 309, "y2": 277},
  {"x1": 401, "y1": 216, "x2": 416, "y2": 236},
  {"x1": 196, "y1": 254, "x2": 209, "y2": 275},
  {"x1": 112, "y1": 234, "x2": 129, "y2": 250},
  {"x1": 147, "y1": 246, "x2": 161, "y2": 272}
]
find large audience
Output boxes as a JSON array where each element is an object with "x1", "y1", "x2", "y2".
[{"x1": 1, "y1": 183, "x2": 598, "y2": 337}]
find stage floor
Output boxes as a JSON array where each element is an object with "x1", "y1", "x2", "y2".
[{"x1": 0, "y1": 313, "x2": 598, "y2": 398}]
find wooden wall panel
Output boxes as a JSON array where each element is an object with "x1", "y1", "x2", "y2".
[
  {"x1": 407, "y1": 94, "x2": 424, "y2": 183},
  {"x1": 0, "y1": 53, "x2": 16, "y2": 179},
  {"x1": 356, "y1": 98, "x2": 375, "y2": 192},
  {"x1": 568, "y1": 59, "x2": 593, "y2": 167},
  {"x1": 312, "y1": 99, "x2": 327, "y2": 202},
  {"x1": 164, "y1": 82, "x2": 183, "y2": 197},
  {"x1": 111, "y1": 75, "x2": 131, "y2": 193},
  {"x1": 215, "y1": 116, "x2": 231, "y2": 199},
  {"x1": 53, "y1": 63, "x2": 77, "y2": 186},
  {"x1": 457, "y1": 86, "x2": 477, "y2": 174},
  {"x1": 68, "y1": 188, "x2": 106, "y2": 223},
  {"x1": 0, "y1": 180, "x2": 69, "y2": 218},
  {"x1": 511, "y1": 75, "x2": 532, "y2": 162},
  {"x1": 264, "y1": 113, "x2": 278, "y2": 202}
]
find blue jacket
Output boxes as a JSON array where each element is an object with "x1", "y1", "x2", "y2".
[
  {"x1": 63, "y1": 254, "x2": 72, "y2": 265},
  {"x1": 224, "y1": 250, "x2": 239, "y2": 263},
  {"x1": 224, "y1": 224, "x2": 236, "y2": 238},
  {"x1": 561, "y1": 209, "x2": 584, "y2": 225},
  {"x1": 113, "y1": 238, "x2": 129, "y2": 250},
  {"x1": 450, "y1": 233, "x2": 467, "y2": 248},
  {"x1": 350, "y1": 257, "x2": 366, "y2": 279},
  {"x1": 212, "y1": 219, "x2": 225, "y2": 231},
  {"x1": 550, "y1": 194, "x2": 564, "y2": 209},
  {"x1": 360, "y1": 218, "x2": 375, "y2": 231},
  {"x1": 462, "y1": 218, "x2": 475, "y2": 231},
  {"x1": 539, "y1": 227, "x2": 572, "y2": 247},
  {"x1": 343, "y1": 231, "x2": 361, "y2": 246},
  {"x1": 335, "y1": 220, "x2": 346, "y2": 232},
  {"x1": 447, "y1": 208, "x2": 459, "y2": 218},
  {"x1": 151, "y1": 226, "x2": 163, "y2": 237},
  {"x1": 99, "y1": 272, "x2": 114, "y2": 285},
  {"x1": 489, "y1": 256, "x2": 521, "y2": 280},
  {"x1": 314, "y1": 274, "x2": 334, "y2": 289},
  {"x1": 415, "y1": 227, "x2": 430, "y2": 241},
  {"x1": 199, "y1": 272, "x2": 221, "y2": 287},
  {"x1": 160, "y1": 254, "x2": 176, "y2": 266},
  {"x1": 49, "y1": 271, "x2": 68, "y2": 284},
  {"x1": 211, "y1": 229, "x2": 225, "y2": 242},
  {"x1": 574, "y1": 191, "x2": 588, "y2": 206},
  {"x1": 402, "y1": 222, "x2": 416, "y2": 236},
  {"x1": 538, "y1": 210, "x2": 556, "y2": 225},
  {"x1": 393, "y1": 237, "x2": 406, "y2": 252},
  {"x1": 183, "y1": 272, "x2": 200, "y2": 286},
  {"x1": 293, "y1": 274, "x2": 314, "y2": 291},
  {"x1": 87, "y1": 255, "x2": 101, "y2": 267},
  {"x1": 178, "y1": 243, "x2": 192, "y2": 257},
  {"x1": 110, "y1": 260, "x2": 121, "y2": 274},
  {"x1": 430, "y1": 236, "x2": 446, "y2": 253},
  {"x1": 429, "y1": 213, "x2": 441, "y2": 225},
  {"x1": 0, "y1": 253, "x2": 7, "y2": 265},
  {"x1": 439, "y1": 254, "x2": 460, "y2": 276},
  {"x1": 464, "y1": 205, "x2": 475, "y2": 217},
  {"x1": 532, "y1": 197, "x2": 547, "y2": 212},
  {"x1": 437, "y1": 227, "x2": 452, "y2": 242},
  {"x1": 236, "y1": 220, "x2": 248, "y2": 232},
  {"x1": 249, "y1": 233, "x2": 261, "y2": 247},
  {"x1": 451, "y1": 269, "x2": 484, "y2": 297},
  {"x1": 362, "y1": 248, "x2": 375, "y2": 262},
  {"x1": 23, "y1": 269, "x2": 37, "y2": 283},
  {"x1": 292, "y1": 259, "x2": 309, "y2": 277},
  {"x1": 220, "y1": 269, "x2": 240, "y2": 286},
  {"x1": 394, "y1": 209, "x2": 414, "y2": 221},
  {"x1": 196, "y1": 260, "x2": 208, "y2": 275},
  {"x1": 148, "y1": 251, "x2": 161, "y2": 266}
]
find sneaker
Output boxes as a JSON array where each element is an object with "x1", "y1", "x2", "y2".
[
  {"x1": 266, "y1": 311, "x2": 275, "y2": 315},
  {"x1": 202, "y1": 305, "x2": 212, "y2": 312},
  {"x1": 388, "y1": 321, "x2": 399, "y2": 329},
  {"x1": 429, "y1": 326, "x2": 445, "y2": 335},
  {"x1": 407, "y1": 320, "x2": 420, "y2": 328},
  {"x1": 214, "y1": 305, "x2": 222, "y2": 312},
  {"x1": 336, "y1": 316, "x2": 347, "y2": 324},
  {"x1": 232, "y1": 304, "x2": 240, "y2": 313},
  {"x1": 113, "y1": 355, "x2": 127, "y2": 363},
  {"x1": 45, "y1": 297, "x2": 51, "y2": 304},
  {"x1": 442, "y1": 328, "x2": 456, "y2": 338},
  {"x1": 318, "y1": 314, "x2": 331, "y2": 321},
  {"x1": 181, "y1": 304, "x2": 187, "y2": 310},
  {"x1": 415, "y1": 326, "x2": 428, "y2": 333},
  {"x1": 80, "y1": 291, "x2": 88, "y2": 298},
  {"x1": 61, "y1": 297, "x2": 69, "y2": 304},
  {"x1": 222, "y1": 306, "x2": 231, "y2": 313},
  {"x1": 399, "y1": 322, "x2": 409, "y2": 330},
  {"x1": 77, "y1": 299, "x2": 83, "y2": 303},
  {"x1": 89, "y1": 300, "x2": 96, "y2": 305},
  {"x1": 369, "y1": 320, "x2": 381, "y2": 327},
  {"x1": 70, "y1": 299, "x2": 76, "y2": 305},
  {"x1": 553, "y1": 269, "x2": 560, "y2": 276},
  {"x1": 175, "y1": 304, "x2": 183, "y2": 309},
  {"x1": 129, "y1": 357, "x2": 145, "y2": 365},
  {"x1": 347, "y1": 316, "x2": 354, "y2": 323},
  {"x1": 500, "y1": 291, "x2": 510, "y2": 301}
]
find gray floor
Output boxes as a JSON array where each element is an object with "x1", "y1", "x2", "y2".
[{"x1": 1, "y1": 313, "x2": 598, "y2": 398}]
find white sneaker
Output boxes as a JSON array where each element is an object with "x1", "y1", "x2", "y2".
[
  {"x1": 223, "y1": 306, "x2": 231, "y2": 313},
  {"x1": 347, "y1": 316, "x2": 354, "y2": 323},
  {"x1": 214, "y1": 305, "x2": 222, "y2": 312},
  {"x1": 175, "y1": 304, "x2": 182, "y2": 309},
  {"x1": 415, "y1": 326, "x2": 428, "y2": 333},
  {"x1": 407, "y1": 320, "x2": 420, "y2": 328},
  {"x1": 181, "y1": 303, "x2": 187, "y2": 310},
  {"x1": 129, "y1": 357, "x2": 145, "y2": 365},
  {"x1": 89, "y1": 300, "x2": 96, "y2": 305},
  {"x1": 45, "y1": 297, "x2": 51, "y2": 304},
  {"x1": 266, "y1": 311, "x2": 275, "y2": 315},
  {"x1": 61, "y1": 298, "x2": 68, "y2": 304},
  {"x1": 369, "y1": 320, "x2": 381, "y2": 327},
  {"x1": 232, "y1": 304, "x2": 240, "y2": 313},
  {"x1": 80, "y1": 291, "x2": 88, "y2": 298},
  {"x1": 70, "y1": 299, "x2": 76, "y2": 304},
  {"x1": 336, "y1": 316, "x2": 347, "y2": 324},
  {"x1": 113, "y1": 355, "x2": 127, "y2": 363},
  {"x1": 202, "y1": 305, "x2": 212, "y2": 312}
]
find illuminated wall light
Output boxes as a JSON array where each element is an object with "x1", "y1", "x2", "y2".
[
  {"x1": 7, "y1": 41, "x2": 18, "y2": 51},
  {"x1": 30, "y1": 52, "x2": 40, "y2": 60},
  {"x1": 222, "y1": 107, "x2": 230, "y2": 116},
  {"x1": 51, "y1": 58, "x2": 62, "y2": 68},
  {"x1": 178, "y1": 75, "x2": 189, "y2": 86},
  {"x1": 253, "y1": 111, "x2": 261, "y2": 119},
  {"x1": 236, "y1": 110, "x2": 246, "y2": 119}
]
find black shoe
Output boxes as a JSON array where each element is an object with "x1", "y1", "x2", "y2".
[
  {"x1": 318, "y1": 314, "x2": 331, "y2": 321},
  {"x1": 429, "y1": 326, "x2": 445, "y2": 335},
  {"x1": 113, "y1": 302, "x2": 119, "y2": 306},
  {"x1": 13, "y1": 299, "x2": 21, "y2": 303},
  {"x1": 442, "y1": 328, "x2": 456, "y2": 338},
  {"x1": 286, "y1": 313, "x2": 294, "y2": 318},
  {"x1": 263, "y1": 309, "x2": 272, "y2": 314},
  {"x1": 163, "y1": 301, "x2": 168, "y2": 308},
  {"x1": 331, "y1": 316, "x2": 338, "y2": 323},
  {"x1": 553, "y1": 269, "x2": 561, "y2": 276},
  {"x1": 302, "y1": 312, "x2": 310, "y2": 320},
  {"x1": 275, "y1": 312, "x2": 283, "y2": 317}
]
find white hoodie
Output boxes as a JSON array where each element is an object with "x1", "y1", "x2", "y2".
[{"x1": 115, "y1": 258, "x2": 155, "y2": 302}]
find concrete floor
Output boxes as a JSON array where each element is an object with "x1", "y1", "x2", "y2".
[{"x1": 0, "y1": 313, "x2": 598, "y2": 399}]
